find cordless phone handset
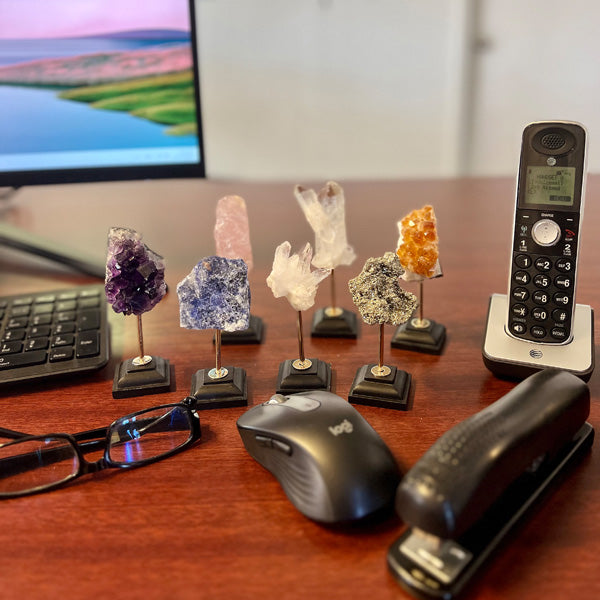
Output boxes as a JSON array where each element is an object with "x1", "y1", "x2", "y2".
[{"x1": 506, "y1": 121, "x2": 587, "y2": 345}]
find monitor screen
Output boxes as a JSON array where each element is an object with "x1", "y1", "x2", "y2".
[{"x1": 0, "y1": 0, "x2": 204, "y2": 186}]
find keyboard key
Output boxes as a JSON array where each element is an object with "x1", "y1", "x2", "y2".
[
  {"x1": 53, "y1": 323, "x2": 75, "y2": 335},
  {"x1": 2, "y1": 329, "x2": 26, "y2": 342},
  {"x1": 52, "y1": 334, "x2": 75, "y2": 347},
  {"x1": 25, "y1": 338, "x2": 49, "y2": 352},
  {"x1": 28, "y1": 325, "x2": 51, "y2": 338},
  {"x1": 10, "y1": 305, "x2": 30, "y2": 317},
  {"x1": 34, "y1": 303, "x2": 55, "y2": 315},
  {"x1": 1, "y1": 342, "x2": 23, "y2": 354},
  {"x1": 49, "y1": 347, "x2": 74, "y2": 362},
  {"x1": 31, "y1": 314, "x2": 52, "y2": 326},
  {"x1": 0, "y1": 351, "x2": 47, "y2": 369},
  {"x1": 76, "y1": 331, "x2": 100, "y2": 358},
  {"x1": 78, "y1": 310, "x2": 100, "y2": 331},
  {"x1": 56, "y1": 300, "x2": 77, "y2": 312}
]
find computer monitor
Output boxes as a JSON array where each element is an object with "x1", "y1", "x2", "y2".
[{"x1": 0, "y1": 0, "x2": 205, "y2": 187}]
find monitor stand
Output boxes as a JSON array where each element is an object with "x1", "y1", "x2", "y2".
[{"x1": 0, "y1": 221, "x2": 105, "y2": 279}]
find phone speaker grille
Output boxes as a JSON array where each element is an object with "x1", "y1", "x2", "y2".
[{"x1": 541, "y1": 133, "x2": 566, "y2": 150}]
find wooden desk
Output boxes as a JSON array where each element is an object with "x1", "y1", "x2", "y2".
[{"x1": 1, "y1": 177, "x2": 599, "y2": 600}]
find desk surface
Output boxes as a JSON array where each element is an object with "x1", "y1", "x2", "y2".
[{"x1": 1, "y1": 177, "x2": 599, "y2": 600}]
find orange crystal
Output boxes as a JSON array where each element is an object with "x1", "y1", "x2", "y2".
[{"x1": 396, "y1": 205, "x2": 439, "y2": 278}]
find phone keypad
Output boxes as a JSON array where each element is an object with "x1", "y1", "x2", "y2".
[{"x1": 508, "y1": 210, "x2": 578, "y2": 343}]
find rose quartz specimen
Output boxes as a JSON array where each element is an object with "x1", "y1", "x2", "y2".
[{"x1": 214, "y1": 195, "x2": 254, "y2": 270}]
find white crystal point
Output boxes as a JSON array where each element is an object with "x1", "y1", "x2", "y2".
[
  {"x1": 266, "y1": 241, "x2": 331, "y2": 311},
  {"x1": 214, "y1": 195, "x2": 254, "y2": 270},
  {"x1": 294, "y1": 181, "x2": 356, "y2": 270}
]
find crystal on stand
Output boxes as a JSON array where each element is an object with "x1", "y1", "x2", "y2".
[
  {"x1": 266, "y1": 241, "x2": 332, "y2": 393},
  {"x1": 177, "y1": 256, "x2": 250, "y2": 408},
  {"x1": 294, "y1": 181, "x2": 359, "y2": 338},
  {"x1": 392, "y1": 205, "x2": 446, "y2": 354},
  {"x1": 213, "y1": 195, "x2": 264, "y2": 343},
  {"x1": 105, "y1": 226, "x2": 172, "y2": 398},
  {"x1": 348, "y1": 252, "x2": 418, "y2": 410}
]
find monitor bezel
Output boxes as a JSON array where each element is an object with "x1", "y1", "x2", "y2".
[{"x1": 0, "y1": 0, "x2": 205, "y2": 187}]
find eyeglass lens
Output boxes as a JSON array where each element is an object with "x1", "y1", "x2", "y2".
[
  {"x1": 108, "y1": 405, "x2": 193, "y2": 465},
  {"x1": 0, "y1": 437, "x2": 79, "y2": 495}
]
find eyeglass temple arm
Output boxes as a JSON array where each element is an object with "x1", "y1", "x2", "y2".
[{"x1": 0, "y1": 426, "x2": 32, "y2": 439}]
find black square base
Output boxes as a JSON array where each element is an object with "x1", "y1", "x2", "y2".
[
  {"x1": 310, "y1": 307, "x2": 359, "y2": 339},
  {"x1": 219, "y1": 314, "x2": 264, "y2": 344},
  {"x1": 348, "y1": 364, "x2": 412, "y2": 410},
  {"x1": 190, "y1": 366, "x2": 248, "y2": 410},
  {"x1": 276, "y1": 358, "x2": 332, "y2": 394},
  {"x1": 112, "y1": 356, "x2": 173, "y2": 399},
  {"x1": 391, "y1": 318, "x2": 446, "y2": 354}
]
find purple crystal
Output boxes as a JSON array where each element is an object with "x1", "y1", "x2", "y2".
[
  {"x1": 105, "y1": 227, "x2": 166, "y2": 316},
  {"x1": 177, "y1": 256, "x2": 250, "y2": 332}
]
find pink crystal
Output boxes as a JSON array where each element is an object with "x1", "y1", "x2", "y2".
[{"x1": 214, "y1": 195, "x2": 253, "y2": 270}]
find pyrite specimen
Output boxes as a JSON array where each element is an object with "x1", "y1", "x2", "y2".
[
  {"x1": 105, "y1": 226, "x2": 166, "y2": 316},
  {"x1": 177, "y1": 256, "x2": 250, "y2": 332},
  {"x1": 396, "y1": 205, "x2": 441, "y2": 279},
  {"x1": 294, "y1": 181, "x2": 356, "y2": 270},
  {"x1": 348, "y1": 252, "x2": 418, "y2": 325},
  {"x1": 214, "y1": 195, "x2": 254, "y2": 270},
  {"x1": 266, "y1": 241, "x2": 330, "y2": 311}
]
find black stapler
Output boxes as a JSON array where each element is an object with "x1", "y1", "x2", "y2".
[{"x1": 387, "y1": 368, "x2": 594, "y2": 598}]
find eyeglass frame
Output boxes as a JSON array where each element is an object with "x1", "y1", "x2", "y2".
[{"x1": 0, "y1": 396, "x2": 202, "y2": 498}]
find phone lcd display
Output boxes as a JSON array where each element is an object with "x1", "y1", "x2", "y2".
[{"x1": 525, "y1": 166, "x2": 576, "y2": 207}]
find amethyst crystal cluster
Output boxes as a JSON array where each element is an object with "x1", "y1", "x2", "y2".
[{"x1": 105, "y1": 227, "x2": 166, "y2": 315}]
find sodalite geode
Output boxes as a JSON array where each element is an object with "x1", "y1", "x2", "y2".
[
  {"x1": 177, "y1": 256, "x2": 250, "y2": 332},
  {"x1": 105, "y1": 227, "x2": 166, "y2": 316}
]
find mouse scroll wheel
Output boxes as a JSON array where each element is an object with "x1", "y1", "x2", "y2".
[{"x1": 265, "y1": 394, "x2": 287, "y2": 405}]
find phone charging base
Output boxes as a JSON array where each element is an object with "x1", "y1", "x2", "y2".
[{"x1": 482, "y1": 294, "x2": 594, "y2": 381}]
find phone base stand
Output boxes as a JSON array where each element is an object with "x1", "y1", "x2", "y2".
[
  {"x1": 348, "y1": 364, "x2": 412, "y2": 410},
  {"x1": 219, "y1": 314, "x2": 264, "y2": 344},
  {"x1": 391, "y1": 317, "x2": 446, "y2": 354},
  {"x1": 190, "y1": 366, "x2": 248, "y2": 409},
  {"x1": 482, "y1": 294, "x2": 594, "y2": 381},
  {"x1": 276, "y1": 358, "x2": 332, "y2": 394},
  {"x1": 310, "y1": 307, "x2": 359, "y2": 339},
  {"x1": 112, "y1": 355, "x2": 173, "y2": 399},
  {"x1": 387, "y1": 422, "x2": 594, "y2": 599}
]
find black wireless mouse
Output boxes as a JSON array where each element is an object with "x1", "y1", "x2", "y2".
[{"x1": 236, "y1": 390, "x2": 401, "y2": 524}]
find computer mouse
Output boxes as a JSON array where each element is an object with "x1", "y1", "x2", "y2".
[{"x1": 236, "y1": 390, "x2": 402, "y2": 524}]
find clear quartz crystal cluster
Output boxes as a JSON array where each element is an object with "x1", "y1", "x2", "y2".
[
  {"x1": 266, "y1": 242, "x2": 330, "y2": 311},
  {"x1": 348, "y1": 252, "x2": 418, "y2": 325},
  {"x1": 214, "y1": 195, "x2": 254, "y2": 270},
  {"x1": 177, "y1": 256, "x2": 250, "y2": 332},
  {"x1": 294, "y1": 181, "x2": 356, "y2": 269},
  {"x1": 105, "y1": 226, "x2": 166, "y2": 315},
  {"x1": 396, "y1": 205, "x2": 441, "y2": 280}
]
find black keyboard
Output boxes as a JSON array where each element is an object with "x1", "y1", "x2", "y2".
[{"x1": 0, "y1": 284, "x2": 109, "y2": 385}]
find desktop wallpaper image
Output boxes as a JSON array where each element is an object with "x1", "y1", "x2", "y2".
[{"x1": 0, "y1": 0, "x2": 199, "y2": 162}]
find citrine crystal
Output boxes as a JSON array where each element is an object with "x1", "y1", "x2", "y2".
[{"x1": 396, "y1": 205, "x2": 440, "y2": 279}]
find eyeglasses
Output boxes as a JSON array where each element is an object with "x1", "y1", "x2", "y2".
[{"x1": 0, "y1": 397, "x2": 202, "y2": 498}]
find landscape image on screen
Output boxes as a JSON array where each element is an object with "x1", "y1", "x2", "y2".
[{"x1": 0, "y1": 0, "x2": 200, "y2": 171}]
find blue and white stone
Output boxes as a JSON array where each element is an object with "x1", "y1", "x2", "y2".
[{"x1": 177, "y1": 256, "x2": 250, "y2": 332}]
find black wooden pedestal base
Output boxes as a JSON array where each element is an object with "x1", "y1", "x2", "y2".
[
  {"x1": 190, "y1": 366, "x2": 248, "y2": 409},
  {"x1": 276, "y1": 358, "x2": 332, "y2": 394},
  {"x1": 112, "y1": 356, "x2": 173, "y2": 399},
  {"x1": 348, "y1": 364, "x2": 412, "y2": 410}
]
